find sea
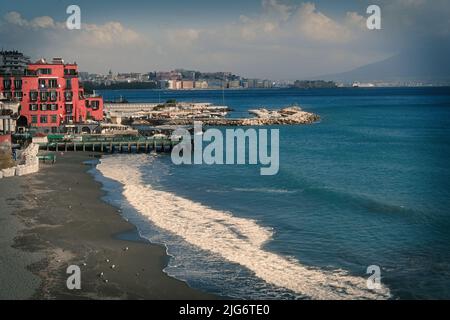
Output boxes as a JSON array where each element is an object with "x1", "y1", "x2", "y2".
[{"x1": 92, "y1": 87, "x2": 450, "y2": 300}]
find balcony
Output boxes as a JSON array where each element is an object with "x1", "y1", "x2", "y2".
[{"x1": 64, "y1": 69, "x2": 78, "y2": 77}]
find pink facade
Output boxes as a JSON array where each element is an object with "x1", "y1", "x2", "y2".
[
  {"x1": 0, "y1": 133, "x2": 11, "y2": 144},
  {"x1": 0, "y1": 59, "x2": 103, "y2": 130}
]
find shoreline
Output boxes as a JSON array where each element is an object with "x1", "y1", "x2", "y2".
[{"x1": 0, "y1": 151, "x2": 216, "y2": 300}]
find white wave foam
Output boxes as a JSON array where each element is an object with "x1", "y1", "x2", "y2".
[
  {"x1": 233, "y1": 187, "x2": 299, "y2": 194},
  {"x1": 97, "y1": 154, "x2": 390, "y2": 300}
]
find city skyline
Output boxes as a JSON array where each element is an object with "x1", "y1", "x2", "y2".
[{"x1": 0, "y1": 0, "x2": 449, "y2": 80}]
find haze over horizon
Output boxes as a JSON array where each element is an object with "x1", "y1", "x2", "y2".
[{"x1": 0, "y1": 0, "x2": 449, "y2": 81}]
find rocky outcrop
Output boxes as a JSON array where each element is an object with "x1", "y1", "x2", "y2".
[
  {"x1": 0, "y1": 143, "x2": 40, "y2": 179},
  {"x1": 15, "y1": 143, "x2": 40, "y2": 176},
  {"x1": 0, "y1": 134, "x2": 13, "y2": 170},
  {"x1": 1, "y1": 167, "x2": 15, "y2": 178},
  {"x1": 157, "y1": 106, "x2": 320, "y2": 126},
  {"x1": 243, "y1": 106, "x2": 320, "y2": 125}
]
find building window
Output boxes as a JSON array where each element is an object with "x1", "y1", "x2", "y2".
[
  {"x1": 51, "y1": 115, "x2": 58, "y2": 123},
  {"x1": 30, "y1": 91, "x2": 38, "y2": 101},
  {"x1": 85, "y1": 100, "x2": 90, "y2": 108},
  {"x1": 64, "y1": 69, "x2": 77, "y2": 76},
  {"x1": 14, "y1": 91, "x2": 23, "y2": 101},
  {"x1": 38, "y1": 68, "x2": 52, "y2": 75},
  {"x1": 64, "y1": 91, "x2": 73, "y2": 102},
  {"x1": 38, "y1": 79, "x2": 46, "y2": 88},
  {"x1": 29, "y1": 104, "x2": 38, "y2": 111},
  {"x1": 66, "y1": 79, "x2": 72, "y2": 89},
  {"x1": 40, "y1": 115, "x2": 48, "y2": 123},
  {"x1": 48, "y1": 79, "x2": 58, "y2": 88},
  {"x1": 50, "y1": 104, "x2": 58, "y2": 111},
  {"x1": 65, "y1": 104, "x2": 73, "y2": 113},
  {"x1": 91, "y1": 100, "x2": 100, "y2": 110},
  {"x1": 3, "y1": 79, "x2": 11, "y2": 90},
  {"x1": 3, "y1": 91, "x2": 12, "y2": 99},
  {"x1": 14, "y1": 79, "x2": 22, "y2": 90},
  {"x1": 40, "y1": 91, "x2": 48, "y2": 101},
  {"x1": 49, "y1": 91, "x2": 58, "y2": 101},
  {"x1": 31, "y1": 115, "x2": 38, "y2": 124},
  {"x1": 40, "y1": 104, "x2": 48, "y2": 111}
]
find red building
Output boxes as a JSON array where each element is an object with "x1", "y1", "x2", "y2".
[{"x1": 0, "y1": 57, "x2": 103, "y2": 132}]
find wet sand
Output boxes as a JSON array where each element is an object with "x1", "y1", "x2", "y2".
[{"x1": 0, "y1": 152, "x2": 215, "y2": 300}]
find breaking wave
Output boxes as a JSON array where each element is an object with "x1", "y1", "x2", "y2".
[{"x1": 97, "y1": 154, "x2": 390, "y2": 300}]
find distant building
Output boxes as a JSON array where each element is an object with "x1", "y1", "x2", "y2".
[
  {"x1": 156, "y1": 71, "x2": 182, "y2": 81},
  {"x1": 181, "y1": 81, "x2": 194, "y2": 89},
  {"x1": 194, "y1": 81, "x2": 208, "y2": 89},
  {"x1": 0, "y1": 50, "x2": 30, "y2": 76},
  {"x1": 246, "y1": 79, "x2": 257, "y2": 88},
  {"x1": 206, "y1": 80, "x2": 225, "y2": 89},
  {"x1": 263, "y1": 80, "x2": 272, "y2": 88},
  {"x1": 228, "y1": 80, "x2": 241, "y2": 88},
  {"x1": 78, "y1": 72, "x2": 90, "y2": 81}
]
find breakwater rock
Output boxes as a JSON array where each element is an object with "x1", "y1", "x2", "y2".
[
  {"x1": 0, "y1": 143, "x2": 40, "y2": 179},
  {"x1": 159, "y1": 106, "x2": 320, "y2": 126}
]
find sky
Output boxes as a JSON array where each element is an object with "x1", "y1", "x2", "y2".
[{"x1": 0, "y1": 0, "x2": 449, "y2": 79}]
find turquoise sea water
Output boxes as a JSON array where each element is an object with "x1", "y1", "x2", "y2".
[{"x1": 96, "y1": 88, "x2": 450, "y2": 299}]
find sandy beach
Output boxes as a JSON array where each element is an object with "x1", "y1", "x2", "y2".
[{"x1": 0, "y1": 152, "x2": 215, "y2": 300}]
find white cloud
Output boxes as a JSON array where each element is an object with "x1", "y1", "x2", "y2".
[
  {"x1": 166, "y1": 28, "x2": 200, "y2": 48},
  {"x1": 4, "y1": 11, "x2": 27, "y2": 26},
  {"x1": 291, "y1": 3, "x2": 354, "y2": 43},
  {"x1": 2, "y1": 11, "x2": 143, "y2": 47},
  {"x1": 5, "y1": 11, "x2": 56, "y2": 29},
  {"x1": 30, "y1": 16, "x2": 56, "y2": 29},
  {"x1": 262, "y1": 0, "x2": 292, "y2": 22},
  {"x1": 77, "y1": 22, "x2": 142, "y2": 47}
]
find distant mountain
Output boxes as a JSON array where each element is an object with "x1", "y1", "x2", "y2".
[{"x1": 322, "y1": 44, "x2": 450, "y2": 83}]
